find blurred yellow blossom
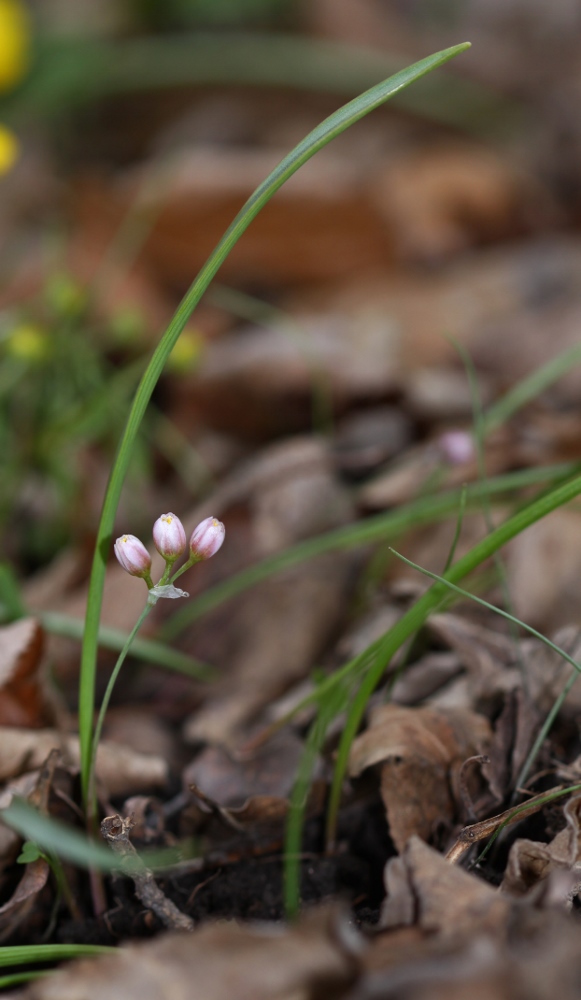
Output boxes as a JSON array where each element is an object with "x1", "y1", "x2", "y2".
[
  {"x1": 167, "y1": 328, "x2": 204, "y2": 373},
  {"x1": 0, "y1": 0, "x2": 30, "y2": 175},
  {"x1": 0, "y1": 0, "x2": 29, "y2": 89},
  {"x1": 0, "y1": 122, "x2": 17, "y2": 171},
  {"x1": 5, "y1": 323, "x2": 51, "y2": 362}
]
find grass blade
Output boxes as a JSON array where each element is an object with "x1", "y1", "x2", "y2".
[
  {"x1": 39, "y1": 611, "x2": 213, "y2": 679},
  {"x1": 78, "y1": 42, "x2": 471, "y2": 804},
  {"x1": 0, "y1": 944, "x2": 114, "y2": 967},
  {"x1": 161, "y1": 462, "x2": 579, "y2": 640}
]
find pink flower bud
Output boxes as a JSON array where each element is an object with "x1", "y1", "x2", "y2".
[
  {"x1": 189, "y1": 516, "x2": 225, "y2": 561},
  {"x1": 438, "y1": 430, "x2": 475, "y2": 466},
  {"x1": 153, "y1": 512, "x2": 186, "y2": 562},
  {"x1": 114, "y1": 534, "x2": 152, "y2": 578}
]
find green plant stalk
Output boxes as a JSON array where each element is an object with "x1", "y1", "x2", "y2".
[
  {"x1": 325, "y1": 469, "x2": 581, "y2": 846},
  {"x1": 78, "y1": 43, "x2": 471, "y2": 805},
  {"x1": 454, "y1": 336, "x2": 527, "y2": 684},
  {"x1": 0, "y1": 972, "x2": 53, "y2": 988},
  {"x1": 161, "y1": 461, "x2": 579, "y2": 640},
  {"x1": 284, "y1": 675, "x2": 352, "y2": 919},
  {"x1": 87, "y1": 603, "x2": 152, "y2": 814},
  {"x1": 0, "y1": 944, "x2": 115, "y2": 966},
  {"x1": 388, "y1": 549, "x2": 581, "y2": 792}
]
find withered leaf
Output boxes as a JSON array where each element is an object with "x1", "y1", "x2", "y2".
[
  {"x1": 381, "y1": 836, "x2": 509, "y2": 936},
  {"x1": 349, "y1": 704, "x2": 491, "y2": 852},
  {"x1": 22, "y1": 905, "x2": 361, "y2": 1000}
]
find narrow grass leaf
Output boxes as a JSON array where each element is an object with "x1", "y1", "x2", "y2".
[
  {"x1": 78, "y1": 42, "x2": 471, "y2": 804},
  {"x1": 40, "y1": 611, "x2": 213, "y2": 679},
  {"x1": 161, "y1": 462, "x2": 579, "y2": 640}
]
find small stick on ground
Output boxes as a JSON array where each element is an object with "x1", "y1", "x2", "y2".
[{"x1": 101, "y1": 814, "x2": 194, "y2": 932}]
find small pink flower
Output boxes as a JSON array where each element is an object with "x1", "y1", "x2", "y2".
[
  {"x1": 189, "y1": 516, "x2": 225, "y2": 561},
  {"x1": 114, "y1": 534, "x2": 152, "y2": 578},
  {"x1": 438, "y1": 430, "x2": 475, "y2": 466},
  {"x1": 153, "y1": 512, "x2": 186, "y2": 562}
]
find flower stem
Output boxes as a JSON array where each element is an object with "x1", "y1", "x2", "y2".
[{"x1": 87, "y1": 603, "x2": 152, "y2": 816}]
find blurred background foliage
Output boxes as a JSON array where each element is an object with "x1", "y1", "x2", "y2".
[{"x1": 1, "y1": 0, "x2": 580, "y2": 578}]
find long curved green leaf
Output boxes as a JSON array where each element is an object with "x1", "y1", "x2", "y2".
[{"x1": 78, "y1": 42, "x2": 471, "y2": 803}]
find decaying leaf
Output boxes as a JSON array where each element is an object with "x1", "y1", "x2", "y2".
[
  {"x1": 184, "y1": 730, "x2": 306, "y2": 808},
  {"x1": 0, "y1": 618, "x2": 47, "y2": 728},
  {"x1": 21, "y1": 905, "x2": 362, "y2": 1000},
  {"x1": 381, "y1": 835, "x2": 510, "y2": 935},
  {"x1": 0, "y1": 727, "x2": 168, "y2": 797},
  {"x1": 348, "y1": 704, "x2": 491, "y2": 851},
  {"x1": 0, "y1": 857, "x2": 49, "y2": 936},
  {"x1": 502, "y1": 793, "x2": 581, "y2": 900}
]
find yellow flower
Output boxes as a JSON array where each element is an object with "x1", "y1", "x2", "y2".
[
  {"x1": 0, "y1": 122, "x2": 18, "y2": 172},
  {"x1": 5, "y1": 323, "x2": 51, "y2": 362},
  {"x1": 0, "y1": 0, "x2": 30, "y2": 175},
  {"x1": 0, "y1": 0, "x2": 29, "y2": 91}
]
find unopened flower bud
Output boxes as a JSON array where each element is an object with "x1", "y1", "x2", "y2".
[
  {"x1": 114, "y1": 534, "x2": 152, "y2": 578},
  {"x1": 438, "y1": 430, "x2": 475, "y2": 466},
  {"x1": 189, "y1": 516, "x2": 225, "y2": 561},
  {"x1": 153, "y1": 512, "x2": 186, "y2": 562}
]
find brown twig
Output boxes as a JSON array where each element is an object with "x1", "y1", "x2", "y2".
[
  {"x1": 446, "y1": 786, "x2": 563, "y2": 863},
  {"x1": 101, "y1": 814, "x2": 194, "y2": 932}
]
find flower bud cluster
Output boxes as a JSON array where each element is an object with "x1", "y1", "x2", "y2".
[{"x1": 114, "y1": 512, "x2": 225, "y2": 587}]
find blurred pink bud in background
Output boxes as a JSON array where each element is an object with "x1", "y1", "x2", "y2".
[{"x1": 438, "y1": 430, "x2": 475, "y2": 466}]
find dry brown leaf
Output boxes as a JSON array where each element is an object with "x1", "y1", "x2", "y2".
[
  {"x1": 21, "y1": 905, "x2": 361, "y2": 1000},
  {"x1": 73, "y1": 146, "x2": 392, "y2": 288},
  {"x1": 291, "y1": 238, "x2": 581, "y2": 376},
  {"x1": 0, "y1": 728, "x2": 168, "y2": 797},
  {"x1": 502, "y1": 794, "x2": 581, "y2": 898},
  {"x1": 427, "y1": 613, "x2": 520, "y2": 704},
  {"x1": 0, "y1": 619, "x2": 47, "y2": 728},
  {"x1": 181, "y1": 438, "x2": 356, "y2": 745},
  {"x1": 349, "y1": 704, "x2": 491, "y2": 851},
  {"x1": 381, "y1": 835, "x2": 509, "y2": 935},
  {"x1": 507, "y1": 510, "x2": 581, "y2": 631},
  {"x1": 184, "y1": 730, "x2": 305, "y2": 807},
  {"x1": 0, "y1": 857, "x2": 49, "y2": 928},
  {"x1": 373, "y1": 144, "x2": 546, "y2": 264}
]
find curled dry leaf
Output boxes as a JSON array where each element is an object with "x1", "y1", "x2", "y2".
[
  {"x1": 21, "y1": 905, "x2": 362, "y2": 1000},
  {"x1": 348, "y1": 704, "x2": 491, "y2": 852},
  {"x1": 0, "y1": 857, "x2": 49, "y2": 933},
  {"x1": 0, "y1": 618, "x2": 47, "y2": 728},
  {"x1": 502, "y1": 793, "x2": 581, "y2": 900},
  {"x1": 184, "y1": 730, "x2": 306, "y2": 807},
  {"x1": 381, "y1": 835, "x2": 510, "y2": 936}
]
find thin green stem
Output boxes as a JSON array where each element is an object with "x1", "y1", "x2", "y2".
[{"x1": 87, "y1": 603, "x2": 152, "y2": 812}]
